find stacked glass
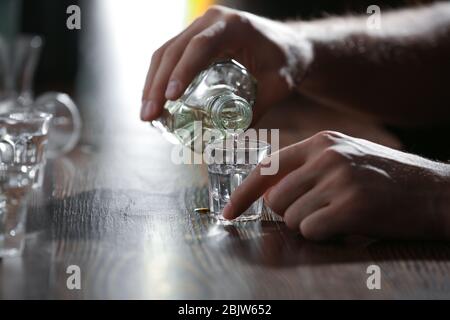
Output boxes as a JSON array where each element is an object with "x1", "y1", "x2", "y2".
[
  {"x1": 0, "y1": 34, "x2": 81, "y2": 257},
  {"x1": 0, "y1": 110, "x2": 51, "y2": 257}
]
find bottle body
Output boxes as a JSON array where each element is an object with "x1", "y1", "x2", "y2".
[{"x1": 151, "y1": 60, "x2": 257, "y2": 153}]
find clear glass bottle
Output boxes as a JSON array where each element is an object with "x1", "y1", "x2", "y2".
[{"x1": 151, "y1": 59, "x2": 257, "y2": 153}]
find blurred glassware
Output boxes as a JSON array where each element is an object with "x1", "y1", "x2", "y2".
[
  {"x1": 0, "y1": 163, "x2": 34, "y2": 257},
  {"x1": 0, "y1": 109, "x2": 52, "y2": 257},
  {"x1": 0, "y1": 34, "x2": 81, "y2": 158},
  {"x1": 0, "y1": 109, "x2": 52, "y2": 188}
]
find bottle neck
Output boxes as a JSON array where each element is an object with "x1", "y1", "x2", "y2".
[{"x1": 207, "y1": 93, "x2": 253, "y2": 132}]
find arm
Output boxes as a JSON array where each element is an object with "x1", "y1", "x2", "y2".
[
  {"x1": 289, "y1": 2, "x2": 450, "y2": 125},
  {"x1": 141, "y1": 3, "x2": 450, "y2": 126}
]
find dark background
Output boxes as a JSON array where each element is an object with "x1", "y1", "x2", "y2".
[{"x1": 20, "y1": 0, "x2": 80, "y2": 93}]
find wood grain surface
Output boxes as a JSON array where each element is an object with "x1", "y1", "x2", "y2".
[{"x1": 1, "y1": 93, "x2": 449, "y2": 299}]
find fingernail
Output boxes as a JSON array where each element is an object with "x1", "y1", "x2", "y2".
[
  {"x1": 141, "y1": 100, "x2": 156, "y2": 120},
  {"x1": 222, "y1": 202, "x2": 234, "y2": 220},
  {"x1": 165, "y1": 80, "x2": 181, "y2": 100}
]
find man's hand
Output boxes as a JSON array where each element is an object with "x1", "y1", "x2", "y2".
[
  {"x1": 223, "y1": 131, "x2": 450, "y2": 241},
  {"x1": 141, "y1": 5, "x2": 312, "y2": 122}
]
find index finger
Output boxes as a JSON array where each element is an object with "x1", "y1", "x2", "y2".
[{"x1": 222, "y1": 138, "x2": 312, "y2": 220}]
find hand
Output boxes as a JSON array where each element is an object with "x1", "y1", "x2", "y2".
[
  {"x1": 141, "y1": 5, "x2": 312, "y2": 122},
  {"x1": 223, "y1": 131, "x2": 450, "y2": 241}
]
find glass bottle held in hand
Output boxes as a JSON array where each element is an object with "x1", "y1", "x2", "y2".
[{"x1": 151, "y1": 60, "x2": 257, "y2": 153}]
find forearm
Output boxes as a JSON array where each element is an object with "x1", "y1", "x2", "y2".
[{"x1": 288, "y1": 2, "x2": 450, "y2": 126}]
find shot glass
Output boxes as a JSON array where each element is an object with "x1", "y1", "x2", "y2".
[
  {"x1": 0, "y1": 109, "x2": 51, "y2": 257},
  {"x1": 205, "y1": 138, "x2": 271, "y2": 222},
  {"x1": 0, "y1": 35, "x2": 82, "y2": 158}
]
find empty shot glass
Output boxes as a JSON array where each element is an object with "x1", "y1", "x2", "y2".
[
  {"x1": 205, "y1": 138, "x2": 271, "y2": 222},
  {"x1": 0, "y1": 35, "x2": 82, "y2": 158},
  {"x1": 0, "y1": 109, "x2": 51, "y2": 257}
]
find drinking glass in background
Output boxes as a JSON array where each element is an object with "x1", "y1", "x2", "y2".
[
  {"x1": 0, "y1": 164, "x2": 34, "y2": 258},
  {"x1": 205, "y1": 138, "x2": 271, "y2": 222},
  {"x1": 0, "y1": 109, "x2": 52, "y2": 188},
  {"x1": 0, "y1": 109, "x2": 52, "y2": 257},
  {"x1": 0, "y1": 34, "x2": 81, "y2": 158}
]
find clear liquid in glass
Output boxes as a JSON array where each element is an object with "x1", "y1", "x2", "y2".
[{"x1": 0, "y1": 111, "x2": 50, "y2": 187}]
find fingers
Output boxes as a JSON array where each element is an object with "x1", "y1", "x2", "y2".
[
  {"x1": 167, "y1": 21, "x2": 235, "y2": 100},
  {"x1": 284, "y1": 162, "x2": 355, "y2": 238},
  {"x1": 283, "y1": 188, "x2": 330, "y2": 231},
  {"x1": 223, "y1": 139, "x2": 313, "y2": 219},
  {"x1": 299, "y1": 204, "x2": 349, "y2": 241},
  {"x1": 141, "y1": 6, "x2": 252, "y2": 122},
  {"x1": 263, "y1": 152, "x2": 334, "y2": 216},
  {"x1": 142, "y1": 37, "x2": 175, "y2": 102},
  {"x1": 141, "y1": 16, "x2": 210, "y2": 121},
  {"x1": 292, "y1": 170, "x2": 356, "y2": 241},
  {"x1": 140, "y1": 39, "x2": 173, "y2": 120}
]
